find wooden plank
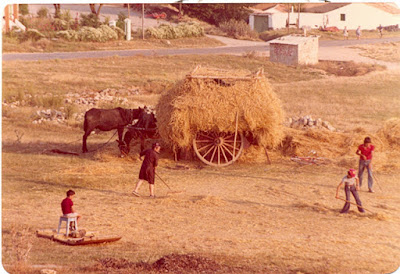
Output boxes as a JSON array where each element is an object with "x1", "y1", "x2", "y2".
[
  {"x1": 36, "y1": 229, "x2": 121, "y2": 246},
  {"x1": 186, "y1": 75, "x2": 262, "y2": 81}
]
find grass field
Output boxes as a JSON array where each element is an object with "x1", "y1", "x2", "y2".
[
  {"x1": 2, "y1": 53, "x2": 400, "y2": 273},
  {"x1": 2, "y1": 36, "x2": 225, "y2": 53}
]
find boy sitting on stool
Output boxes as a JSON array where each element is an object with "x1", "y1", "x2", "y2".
[{"x1": 61, "y1": 189, "x2": 81, "y2": 231}]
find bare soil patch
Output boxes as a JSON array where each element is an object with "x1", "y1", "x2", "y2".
[{"x1": 307, "y1": 60, "x2": 386, "y2": 76}]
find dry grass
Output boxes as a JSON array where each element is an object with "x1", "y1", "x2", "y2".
[
  {"x1": 2, "y1": 36, "x2": 225, "y2": 53},
  {"x1": 260, "y1": 28, "x2": 400, "y2": 41},
  {"x1": 351, "y1": 41, "x2": 400, "y2": 63},
  {"x1": 2, "y1": 53, "x2": 400, "y2": 273}
]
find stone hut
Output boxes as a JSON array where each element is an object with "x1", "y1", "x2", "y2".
[{"x1": 269, "y1": 35, "x2": 319, "y2": 66}]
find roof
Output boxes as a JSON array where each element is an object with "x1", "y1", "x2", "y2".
[
  {"x1": 252, "y1": 2, "x2": 400, "y2": 14},
  {"x1": 269, "y1": 35, "x2": 319, "y2": 45},
  {"x1": 366, "y1": 3, "x2": 400, "y2": 14}
]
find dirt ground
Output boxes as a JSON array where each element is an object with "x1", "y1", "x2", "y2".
[
  {"x1": 2, "y1": 124, "x2": 400, "y2": 273},
  {"x1": 2, "y1": 41, "x2": 400, "y2": 273}
]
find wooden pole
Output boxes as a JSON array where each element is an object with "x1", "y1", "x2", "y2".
[
  {"x1": 233, "y1": 112, "x2": 239, "y2": 158},
  {"x1": 142, "y1": 3, "x2": 145, "y2": 40},
  {"x1": 297, "y1": 3, "x2": 300, "y2": 32},
  {"x1": 372, "y1": 173, "x2": 383, "y2": 191},
  {"x1": 335, "y1": 197, "x2": 374, "y2": 213},
  {"x1": 287, "y1": 4, "x2": 290, "y2": 34},
  {"x1": 127, "y1": 3, "x2": 130, "y2": 18},
  {"x1": 264, "y1": 147, "x2": 271, "y2": 165}
]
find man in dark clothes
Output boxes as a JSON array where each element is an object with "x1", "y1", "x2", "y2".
[{"x1": 132, "y1": 142, "x2": 161, "y2": 198}]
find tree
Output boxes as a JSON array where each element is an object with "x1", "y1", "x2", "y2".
[
  {"x1": 176, "y1": 3, "x2": 254, "y2": 26},
  {"x1": 53, "y1": 4, "x2": 61, "y2": 18},
  {"x1": 89, "y1": 4, "x2": 103, "y2": 17}
]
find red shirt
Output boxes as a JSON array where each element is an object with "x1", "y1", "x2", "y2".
[
  {"x1": 61, "y1": 197, "x2": 73, "y2": 214},
  {"x1": 358, "y1": 144, "x2": 374, "y2": 160}
]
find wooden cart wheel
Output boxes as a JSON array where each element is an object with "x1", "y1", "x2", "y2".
[{"x1": 193, "y1": 131, "x2": 244, "y2": 167}]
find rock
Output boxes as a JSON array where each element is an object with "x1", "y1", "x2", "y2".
[{"x1": 40, "y1": 269, "x2": 57, "y2": 274}]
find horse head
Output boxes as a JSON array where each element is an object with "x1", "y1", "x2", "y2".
[{"x1": 116, "y1": 140, "x2": 130, "y2": 156}]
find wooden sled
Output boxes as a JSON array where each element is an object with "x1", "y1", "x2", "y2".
[{"x1": 36, "y1": 229, "x2": 122, "y2": 246}]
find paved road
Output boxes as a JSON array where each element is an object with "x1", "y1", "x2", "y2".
[{"x1": 3, "y1": 36, "x2": 400, "y2": 62}]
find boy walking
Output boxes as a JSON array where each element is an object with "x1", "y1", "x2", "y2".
[
  {"x1": 356, "y1": 137, "x2": 375, "y2": 192},
  {"x1": 61, "y1": 189, "x2": 81, "y2": 230},
  {"x1": 336, "y1": 169, "x2": 365, "y2": 213},
  {"x1": 132, "y1": 142, "x2": 161, "y2": 198}
]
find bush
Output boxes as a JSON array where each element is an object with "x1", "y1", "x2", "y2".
[
  {"x1": 56, "y1": 25, "x2": 121, "y2": 42},
  {"x1": 60, "y1": 9, "x2": 72, "y2": 22},
  {"x1": 37, "y1": 7, "x2": 49, "y2": 18},
  {"x1": 219, "y1": 19, "x2": 259, "y2": 40},
  {"x1": 52, "y1": 19, "x2": 71, "y2": 31},
  {"x1": 146, "y1": 22, "x2": 204, "y2": 39},
  {"x1": 56, "y1": 29, "x2": 79, "y2": 41},
  {"x1": 111, "y1": 26, "x2": 125, "y2": 40},
  {"x1": 22, "y1": 29, "x2": 45, "y2": 41},
  {"x1": 116, "y1": 12, "x2": 127, "y2": 30},
  {"x1": 80, "y1": 13, "x2": 101, "y2": 28},
  {"x1": 19, "y1": 4, "x2": 29, "y2": 15}
]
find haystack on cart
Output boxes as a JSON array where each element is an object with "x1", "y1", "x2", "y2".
[{"x1": 156, "y1": 66, "x2": 284, "y2": 167}]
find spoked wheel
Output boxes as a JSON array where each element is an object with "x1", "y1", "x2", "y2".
[{"x1": 193, "y1": 131, "x2": 244, "y2": 167}]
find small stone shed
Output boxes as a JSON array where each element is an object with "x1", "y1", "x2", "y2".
[{"x1": 269, "y1": 35, "x2": 319, "y2": 66}]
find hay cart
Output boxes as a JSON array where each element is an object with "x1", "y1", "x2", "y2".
[{"x1": 156, "y1": 66, "x2": 284, "y2": 167}]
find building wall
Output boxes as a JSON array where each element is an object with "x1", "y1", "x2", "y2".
[
  {"x1": 325, "y1": 3, "x2": 400, "y2": 30},
  {"x1": 251, "y1": 3, "x2": 399, "y2": 31}
]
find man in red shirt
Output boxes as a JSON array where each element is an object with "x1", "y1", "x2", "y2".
[
  {"x1": 61, "y1": 190, "x2": 81, "y2": 230},
  {"x1": 356, "y1": 137, "x2": 374, "y2": 192}
]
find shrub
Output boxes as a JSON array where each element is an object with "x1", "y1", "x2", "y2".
[
  {"x1": 111, "y1": 26, "x2": 125, "y2": 40},
  {"x1": 56, "y1": 29, "x2": 79, "y2": 41},
  {"x1": 116, "y1": 12, "x2": 127, "y2": 30},
  {"x1": 146, "y1": 22, "x2": 204, "y2": 39},
  {"x1": 60, "y1": 9, "x2": 72, "y2": 22},
  {"x1": 22, "y1": 29, "x2": 45, "y2": 42},
  {"x1": 37, "y1": 7, "x2": 49, "y2": 18},
  {"x1": 52, "y1": 18, "x2": 70, "y2": 31},
  {"x1": 19, "y1": 4, "x2": 29, "y2": 15},
  {"x1": 219, "y1": 19, "x2": 259, "y2": 40},
  {"x1": 57, "y1": 25, "x2": 121, "y2": 42},
  {"x1": 80, "y1": 13, "x2": 101, "y2": 28}
]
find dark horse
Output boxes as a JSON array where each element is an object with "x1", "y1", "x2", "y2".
[
  {"x1": 117, "y1": 110, "x2": 158, "y2": 156},
  {"x1": 82, "y1": 107, "x2": 144, "y2": 153}
]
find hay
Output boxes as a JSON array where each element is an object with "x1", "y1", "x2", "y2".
[
  {"x1": 377, "y1": 118, "x2": 400, "y2": 149},
  {"x1": 156, "y1": 67, "x2": 284, "y2": 150}
]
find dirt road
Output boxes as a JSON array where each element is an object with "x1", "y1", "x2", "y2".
[{"x1": 3, "y1": 36, "x2": 400, "y2": 70}]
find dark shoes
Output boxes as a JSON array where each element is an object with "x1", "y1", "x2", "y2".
[{"x1": 368, "y1": 188, "x2": 374, "y2": 193}]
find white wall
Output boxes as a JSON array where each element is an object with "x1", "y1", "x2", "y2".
[
  {"x1": 326, "y1": 3, "x2": 400, "y2": 30},
  {"x1": 252, "y1": 3, "x2": 400, "y2": 30}
]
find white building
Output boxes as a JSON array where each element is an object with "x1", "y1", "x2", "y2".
[{"x1": 249, "y1": 3, "x2": 400, "y2": 31}]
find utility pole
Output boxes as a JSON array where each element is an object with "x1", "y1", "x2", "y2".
[
  {"x1": 287, "y1": 4, "x2": 290, "y2": 34},
  {"x1": 142, "y1": 3, "x2": 145, "y2": 40},
  {"x1": 297, "y1": 3, "x2": 300, "y2": 31}
]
